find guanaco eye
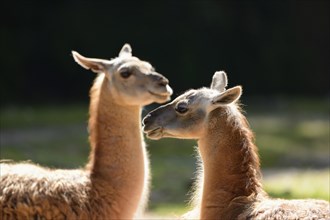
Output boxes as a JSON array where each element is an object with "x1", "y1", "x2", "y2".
[
  {"x1": 175, "y1": 103, "x2": 188, "y2": 114},
  {"x1": 120, "y1": 70, "x2": 132, "y2": 78}
]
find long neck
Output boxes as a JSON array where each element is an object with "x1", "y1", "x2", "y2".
[
  {"x1": 198, "y1": 106, "x2": 266, "y2": 219},
  {"x1": 86, "y1": 74, "x2": 146, "y2": 218}
]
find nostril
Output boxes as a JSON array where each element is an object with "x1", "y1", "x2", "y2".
[
  {"x1": 151, "y1": 73, "x2": 169, "y2": 87},
  {"x1": 158, "y1": 78, "x2": 169, "y2": 87},
  {"x1": 158, "y1": 82, "x2": 167, "y2": 87},
  {"x1": 143, "y1": 114, "x2": 151, "y2": 125}
]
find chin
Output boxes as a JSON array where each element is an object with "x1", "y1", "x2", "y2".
[
  {"x1": 146, "y1": 134, "x2": 162, "y2": 140},
  {"x1": 155, "y1": 96, "x2": 171, "y2": 104}
]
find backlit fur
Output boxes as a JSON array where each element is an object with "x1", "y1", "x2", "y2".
[
  {"x1": 143, "y1": 71, "x2": 329, "y2": 219},
  {"x1": 0, "y1": 44, "x2": 173, "y2": 219}
]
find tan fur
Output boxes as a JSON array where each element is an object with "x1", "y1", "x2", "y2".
[
  {"x1": 0, "y1": 44, "x2": 172, "y2": 219},
  {"x1": 143, "y1": 71, "x2": 330, "y2": 220}
]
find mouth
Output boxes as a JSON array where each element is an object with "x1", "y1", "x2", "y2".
[
  {"x1": 148, "y1": 84, "x2": 173, "y2": 103},
  {"x1": 144, "y1": 127, "x2": 163, "y2": 140},
  {"x1": 148, "y1": 90, "x2": 171, "y2": 102}
]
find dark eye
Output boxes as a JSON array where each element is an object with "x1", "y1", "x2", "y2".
[
  {"x1": 120, "y1": 70, "x2": 132, "y2": 78},
  {"x1": 175, "y1": 103, "x2": 188, "y2": 114}
]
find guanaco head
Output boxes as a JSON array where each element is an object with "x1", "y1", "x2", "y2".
[
  {"x1": 142, "y1": 71, "x2": 242, "y2": 140},
  {"x1": 72, "y1": 44, "x2": 173, "y2": 106}
]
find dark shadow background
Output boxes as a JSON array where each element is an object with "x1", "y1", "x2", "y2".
[{"x1": 1, "y1": 0, "x2": 329, "y2": 105}]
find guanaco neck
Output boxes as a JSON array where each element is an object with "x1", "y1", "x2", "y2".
[
  {"x1": 86, "y1": 74, "x2": 146, "y2": 218},
  {"x1": 198, "y1": 106, "x2": 266, "y2": 219}
]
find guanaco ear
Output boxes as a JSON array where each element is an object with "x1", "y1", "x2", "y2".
[
  {"x1": 72, "y1": 51, "x2": 109, "y2": 74},
  {"x1": 211, "y1": 86, "x2": 242, "y2": 105},
  {"x1": 119, "y1": 43, "x2": 132, "y2": 58},
  {"x1": 210, "y1": 71, "x2": 228, "y2": 92}
]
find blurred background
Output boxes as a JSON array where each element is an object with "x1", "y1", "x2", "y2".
[{"x1": 1, "y1": 0, "x2": 329, "y2": 217}]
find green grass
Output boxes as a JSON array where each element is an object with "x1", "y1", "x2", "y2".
[
  {"x1": 2, "y1": 139, "x2": 89, "y2": 168},
  {"x1": 1, "y1": 104, "x2": 87, "y2": 129},
  {"x1": 147, "y1": 203, "x2": 190, "y2": 217},
  {"x1": 146, "y1": 138, "x2": 200, "y2": 210},
  {"x1": 1, "y1": 98, "x2": 329, "y2": 216},
  {"x1": 249, "y1": 115, "x2": 329, "y2": 168},
  {"x1": 263, "y1": 169, "x2": 330, "y2": 201}
]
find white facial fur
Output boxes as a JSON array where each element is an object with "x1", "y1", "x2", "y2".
[
  {"x1": 72, "y1": 44, "x2": 173, "y2": 106},
  {"x1": 143, "y1": 71, "x2": 242, "y2": 140}
]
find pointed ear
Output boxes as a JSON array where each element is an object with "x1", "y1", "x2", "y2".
[
  {"x1": 210, "y1": 71, "x2": 228, "y2": 92},
  {"x1": 119, "y1": 43, "x2": 132, "y2": 58},
  {"x1": 72, "y1": 51, "x2": 109, "y2": 74},
  {"x1": 212, "y1": 86, "x2": 242, "y2": 105}
]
